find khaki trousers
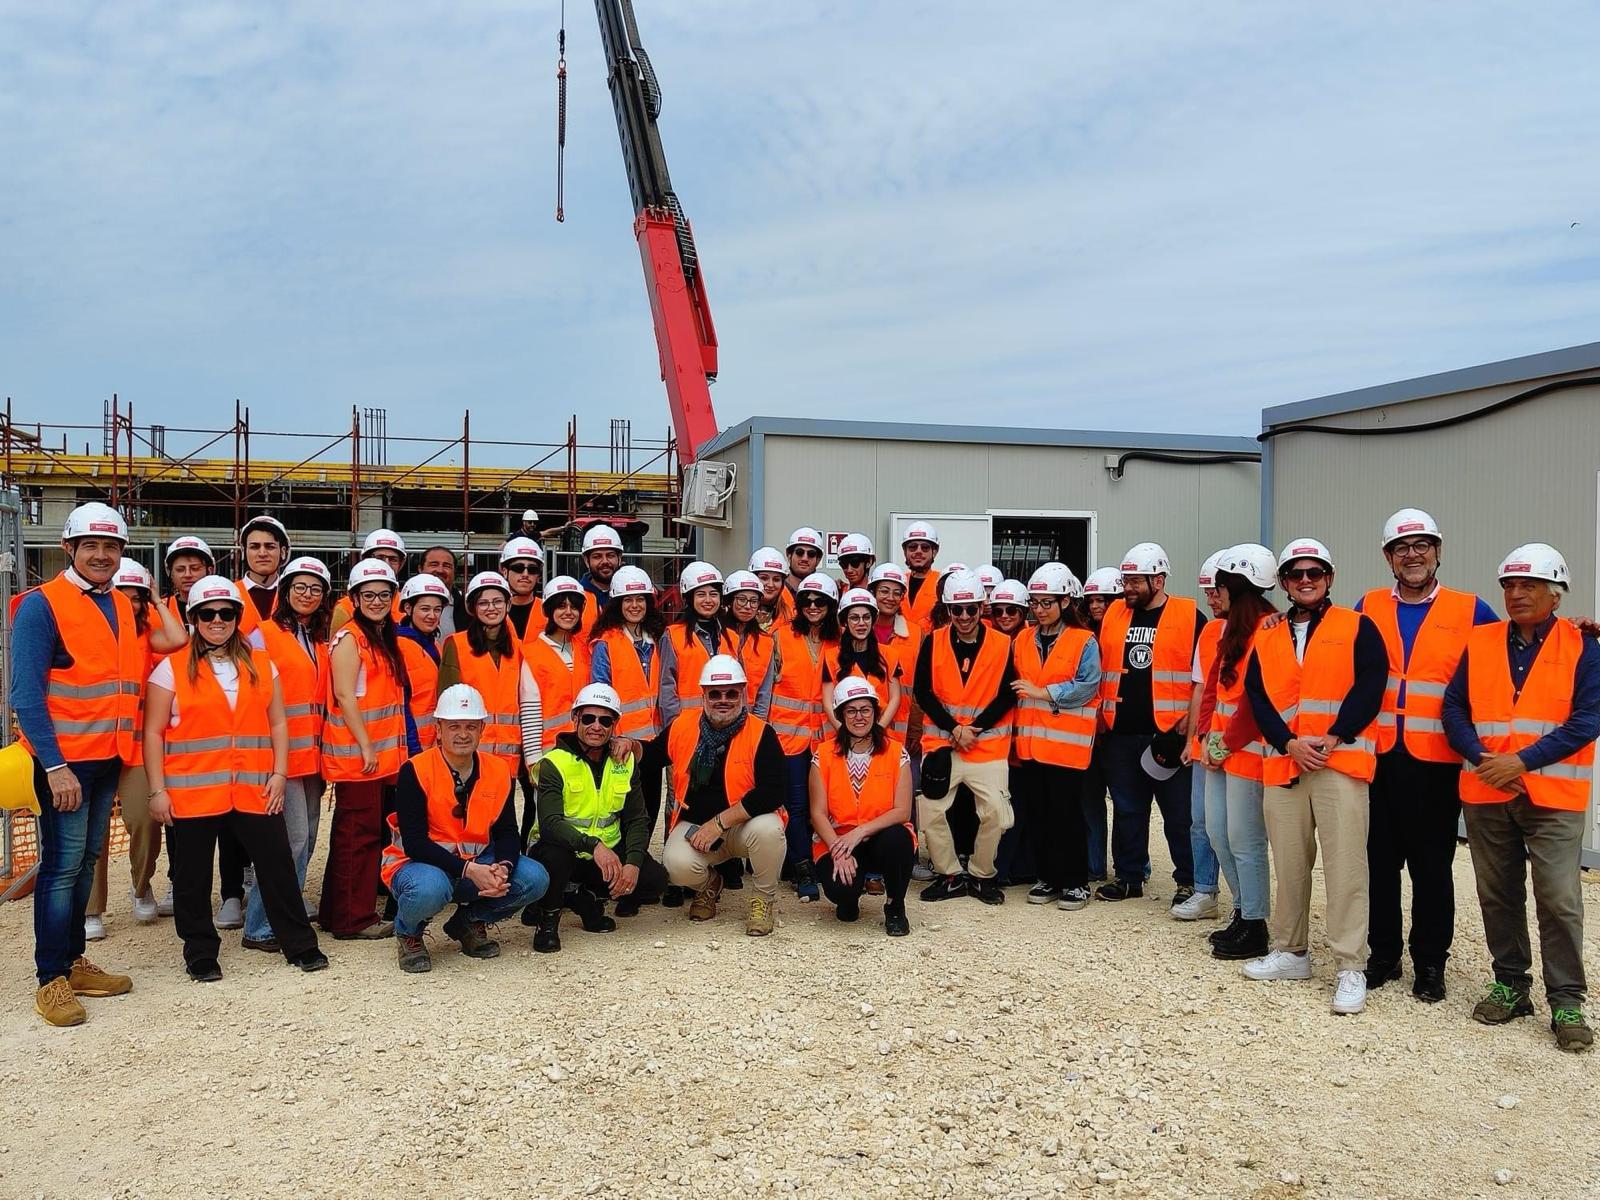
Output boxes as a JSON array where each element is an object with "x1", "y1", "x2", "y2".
[
  {"x1": 1264, "y1": 768, "x2": 1371, "y2": 971},
  {"x1": 663, "y1": 812, "x2": 786, "y2": 898},
  {"x1": 89, "y1": 764, "x2": 162, "y2": 916},
  {"x1": 917, "y1": 755, "x2": 1014, "y2": 880}
]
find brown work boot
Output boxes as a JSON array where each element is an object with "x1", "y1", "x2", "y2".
[
  {"x1": 688, "y1": 873, "x2": 724, "y2": 922},
  {"x1": 746, "y1": 894, "x2": 775, "y2": 937},
  {"x1": 35, "y1": 977, "x2": 86, "y2": 1027},
  {"x1": 68, "y1": 956, "x2": 132, "y2": 997},
  {"x1": 442, "y1": 907, "x2": 500, "y2": 959},
  {"x1": 396, "y1": 932, "x2": 432, "y2": 974},
  {"x1": 1551, "y1": 1008, "x2": 1594, "y2": 1053}
]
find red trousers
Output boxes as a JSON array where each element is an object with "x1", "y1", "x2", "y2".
[{"x1": 317, "y1": 777, "x2": 394, "y2": 936}]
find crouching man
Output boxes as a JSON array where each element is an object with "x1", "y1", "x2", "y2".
[{"x1": 380, "y1": 685, "x2": 550, "y2": 972}]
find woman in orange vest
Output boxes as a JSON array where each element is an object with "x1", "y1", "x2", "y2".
[
  {"x1": 396, "y1": 574, "x2": 452, "y2": 755},
  {"x1": 319, "y1": 559, "x2": 408, "y2": 939},
  {"x1": 660, "y1": 561, "x2": 736, "y2": 728},
  {"x1": 437, "y1": 572, "x2": 523, "y2": 763},
  {"x1": 517, "y1": 574, "x2": 594, "y2": 847},
  {"x1": 772, "y1": 572, "x2": 838, "y2": 902},
  {"x1": 589, "y1": 565, "x2": 669, "y2": 833},
  {"x1": 144, "y1": 576, "x2": 327, "y2": 980},
  {"x1": 986, "y1": 579, "x2": 1028, "y2": 639},
  {"x1": 1177, "y1": 551, "x2": 1229, "y2": 924},
  {"x1": 242, "y1": 555, "x2": 334, "y2": 949},
  {"x1": 809, "y1": 677, "x2": 915, "y2": 936},
  {"x1": 748, "y1": 547, "x2": 793, "y2": 631},
  {"x1": 868, "y1": 563, "x2": 922, "y2": 746},
  {"x1": 721, "y1": 571, "x2": 778, "y2": 718},
  {"x1": 821, "y1": 588, "x2": 902, "y2": 738}
]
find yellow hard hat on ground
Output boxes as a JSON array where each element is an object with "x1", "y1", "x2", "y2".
[{"x1": 0, "y1": 743, "x2": 40, "y2": 815}]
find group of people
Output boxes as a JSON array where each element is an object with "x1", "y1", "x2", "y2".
[{"x1": 12, "y1": 502, "x2": 1595, "y2": 1053}]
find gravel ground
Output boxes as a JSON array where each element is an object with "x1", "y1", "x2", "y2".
[{"x1": 3, "y1": 828, "x2": 1598, "y2": 1200}]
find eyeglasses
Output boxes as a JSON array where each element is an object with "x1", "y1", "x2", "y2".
[
  {"x1": 704, "y1": 687, "x2": 743, "y2": 701},
  {"x1": 194, "y1": 607, "x2": 238, "y2": 623},
  {"x1": 577, "y1": 712, "x2": 617, "y2": 728},
  {"x1": 1282, "y1": 567, "x2": 1329, "y2": 583},
  {"x1": 1389, "y1": 539, "x2": 1436, "y2": 558},
  {"x1": 474, "y1": 595, "x2": 508, "y2": 608},
  {"x1": 357, "y1": 589, "x2": 394, "y2": 603},
  {"x1": 503, "y1": 562, "x2": 539, "y2": 575},
  {"x1": 799, "y1": 596, "x2": 831, "y2": 609},
  {"x1": 729, "y1": 593, "x2": 760, "y2": 606},
  {"x1": 947, "y1": 604, "x2": 981, "y2": 616},
  {"x1": 288, "y1": 582, "x2": 325, "y2": 597}
]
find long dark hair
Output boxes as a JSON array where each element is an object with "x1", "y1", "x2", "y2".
[
  {"x1": 591, "y1": 594, "x2": 666, "y2": 642},
  {"x1": 835, "y1": 626, "x2": 888, "y2": 681},
  {"x1": 273, "y1": 574, "x2": 333, "y2": 643},
  {"x1": 120, "y1": 590, "x2": 151, "y2": 637},
  {"x1": 789, "y1": 596, "x2": 839, "y2": 643},
  {"x1": 352, "y1": 606, "x2": 405, "y2": 680},
  {"x1": 544, "y1": 594, "x2": 585, "y2": 639},
  {"x1": 465, "y1": 602, "x2": 514, "y2": 659},
  {"x1": 832, "y1": 719, "x2": 887, "y2": 757},
  {"x1": 1217, "y1": 575, "x2": 1279, "y2": 688}
]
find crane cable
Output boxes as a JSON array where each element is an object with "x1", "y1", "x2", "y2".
[{"x1": 555, "y1": 1, "x2": 567, "y2": 222}]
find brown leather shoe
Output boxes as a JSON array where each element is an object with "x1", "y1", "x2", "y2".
[
  {"x1": 68, "y1": 956, "x2": 132, "y2": 997},
  {"x1": 688, "y1": 873, "x2": 724, "y2": 922},
  {"x1": 745, "y1": 894, "x2": 775, "y2": 937},
  {"x1": 36, "y1": 977, "x2": 86, "y2": 1027}
]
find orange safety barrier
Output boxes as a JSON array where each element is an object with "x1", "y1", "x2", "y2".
[{"x1": 1, "y1": 803, "x2": 134, "y2": 898}]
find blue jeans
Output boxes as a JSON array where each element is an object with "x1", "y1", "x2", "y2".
[
  {"x1": 244, "y1": 775, "x2": 324, "y2": 941},
  {"x1": 1081, "y1": 747, "x2": 1108, "y2": 878},
  {"x1": 389, "y1": 853, "x2": 549, "y2": 937},
  {"x1": 32, "y1": 757, "x2": 120, "y2": 984},
  {"x1": 1101, "y1": 733, "x2": 1194, "y2": 888},
  {"x1": 1189, "y1": 763, "x2": 1219, "y2": 894},
  {"x1": 1204, "y1": 766, "x2": 1268, "y2": 919},
  {"x1": 783, "y1": 752, "x2": 813, "y2": 867}
]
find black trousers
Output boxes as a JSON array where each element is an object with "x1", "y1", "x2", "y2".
[
  {"x1": 994, "y1": 763, "x2": 1038, "y2": 885},
  {"x1": 639, "y1": 734, "x2": 671, "y2": 842},
  {"x1": 169, "y1": 811, "x2": 318, "y2": 965},
  {"x1": 217, "y1": 827, "x2": 252, "y2": 900},
  {"x1": 530, "y1": 840, "x2": 669, "y2": 911},
  {"x1": 1017, "y1": 760, "x2": 1087, "y2": 891},
  {"x1": 946, "y1": 784, "x2": 978, "y2": 859},
  {"x1": 1368, "y1": 745, "x2": 1462, "y2": 969},
  {"x1": 815, "y1": 824, "x2": 915, "y2": 907}
]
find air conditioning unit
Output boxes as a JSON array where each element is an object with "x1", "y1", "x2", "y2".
[{"x1": 679, "y1": 460, "x2": 736, "y2": 529}]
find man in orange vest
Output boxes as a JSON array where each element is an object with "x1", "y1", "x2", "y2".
[
  {"x1": 1094, "y1": 542, "x2": 1204, "y2": 906},
  {"x1": 1443, "y1": 543, "x2": 1598, "y2": 1052},
  {"x1": 1355, "y1": 508, "x2": 1498, "y2": 1003},
  {"x1": 11, "y1": 502, "x2": 140, "y2": 1026},
  {"x1": 899, "y1": 521, "x2": 942, "y2": 634}
]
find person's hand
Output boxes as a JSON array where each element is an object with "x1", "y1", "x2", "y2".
[
  {"x1": 1260, "y1": 612, "x2": 1286, "y2": 630},
  {"x1": 1179, "y1": 742, "x2": 1194, "y2": 766},
  {"x1": 1286, "y1": 737, "x2": 1329, "y2": 773},
  {"x1": 950, "y1": 725, "x2": 976, "y2": 752},
  {"x1": 148, "y1": 788, "x2": 173, "y2": 826},
  {"x1": 688, "y1": 819, "x2": 725, "y2": 853},
  {"x1": 46, "y1": 767, "x2": 83, "y2": 813},
  {"x1": 833, "y1": 851, "x2": 857, "y2": 888},
  {"x1": 1010, "y1": 680, "x2": 1048, "y2": 702},
  {"x1": 262, "y1": 772, "x2": 286, "y2": 815},
  {"x1": 831, "y1": 828, "x2": 866, "y2": 860},
  {"x1": 608, "y1": 736, "x2": 635, "y2": 764},
  {"x1": 464, "y1": 860, "x2": 509, "y2": 897},
  {"x1": 1570, "y1": 616, "x2": 1600, "y2": 640},
  {"x1": 611, "y1": 863, "x2": 640, "y2": 899},
  {"x1": 359, "y1": 744, "x2": 378, "y2": 775},
  {"x1": 1475, "y1": 751, "x2": 1526, "y2": 791},
  {"x1": 592, "y1": 841, "x2": 623, "y2": 886}
]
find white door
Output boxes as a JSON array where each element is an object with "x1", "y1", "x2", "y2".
[{"x1": 887, "y1": 512, "x2": 993, "y2": 573}]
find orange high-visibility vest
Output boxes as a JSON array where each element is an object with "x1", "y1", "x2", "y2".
[
  {"x1": 1361, "y1": 587, "x2": 1477, "y2": 763},
  {"x1": 810, "y1": 741, "x2": 912, "y2": 861},
  {"x1": 162, "y1": 648, "x2": 277, "y2": 818},
  {"x1": 903, "y1": 572, "x2": 939, "y2": 633},
  {"x1": 1189, "y1": 619, "x2": 1223, "y2": 760},
  {"x1": 879, "y1": 621, "x2": 922, "y2": 742},
  {"x1": 16, "y1": 575, "x2": 145, "y2": 764},
  {"x1": 1459, "y1": 620, "x2": 1594, "y2": 810},
  {"x1": 1214, "y1": 625, "x2": 1268, "y2": 782},
  {"x1": 122, "y1": 627, "x2": 156, "y2": 769},
  {"x1": 770, "y1": 627, "x2": 825, "y2": 755},
  {"x1": 257, "y1": 618, "x2": 328, "y2": 776},
  {"x1": 666, "y1": 710, "x2": 785, "y2": 829},
  {"x1": 1012, "y1": 627, "x2": 1098, "y2": 769},
  {"x1": 595, "y1": 627, "x2": 662, "y2": 740},
  {"x1": 823, "y1": 642, "x2": 904, "y2": 742},
  {"x1": 666, "y1": 623, "x2": 737, "y2": 713},
  {"x1": 1254, "y1": 607, "x2": 1380, "y2": 786},
  {"x1": 730, "y1": 626, "x2": 775, "y2": 711},
  {"x1": 523, "y1": 633, "x2": 591, "y2": 751},
  {"x1": 446, "y1": 631, "x2": 522, "y2": 769},
  {"x1": 379, "y1": 748, "x2": 512, "y2": 887},
  {"x1": 398, "y1": 637, "x2": 439, "y2": 752},
  {"x1": 1097, "y1": 596, "x2": 1199, "y2": 732},
  {"x1": 920, "y1": 629, "x2": 1013, "y2": 763},
  {"x1": 320, "y1": 624, "x2": 407, "y2": 781}
]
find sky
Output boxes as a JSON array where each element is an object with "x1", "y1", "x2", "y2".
[{"x1": 3, "y1": 1, "x2": 1599, "y2": 468}]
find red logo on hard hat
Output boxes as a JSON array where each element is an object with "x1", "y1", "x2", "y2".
[
  {"x1": 710, "y1": 673, "x2": 732, "y2": 682},
  {"x1": 1503, "y1": 562, "x2": 1531, "y2": 573},
  {"x1": 89, "y1": 521, "x2": 118, "y2": 533},
  {"x1": 624, "y1": 581, "x2": 646, "y2": 591},
  {"x1": 1397, "y1": 522, "x2": 1424, "y2": 534},
  {"x1": 1121, "y1": 562, "x2": 1138, "y2": 572},
  {"x1": 1291, "y1": 545, "x2": 1319, "y2": 555},
  {"x1": 952, "y1": 589, "x2": 975, "y2": 601},
  {"x1": 377, "y1": 537, "x2": 397, "y2": 547}
]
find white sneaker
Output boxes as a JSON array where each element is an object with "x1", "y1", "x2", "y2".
[
  {"x1": 215, "y1": 897, "x2": 244, "y2": 930},
  {"x1": 911, "y1": 861, "x2": 936, "y2": 882},
  {"x1": 84, "y1": 914, "x2": 106, "y2": 941},
  {"x1": 156, "y1": 887, "x2": 175, "y2": 917},
  {"x1": 1242, "y1": 950, "x2": 1312, "y2": 981},
  {"x1": 1171, "y1": 890, "x2": 1219, "y2": 921},
  {"x1": 131, "y1": 888, "x2": 159, "y2": 924},
  {"x1": 1332, "y1": 969, "x2": 1368, "y2": 1015}
]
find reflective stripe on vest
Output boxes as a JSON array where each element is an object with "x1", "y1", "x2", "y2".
[
  {"x1": 599, "y1": 628, "x2": 661, "y2": 741},
  {"x1": 162, "y1": 649, "x2": 277, "y2": 818},
  {"x1": 920, "y1": 630, "x2": 1013, "y2": 763},
  {"x1": 259, "y1": 619, "x2": 329, "y2": 776},
  {"x1": 379, "y1": 748, "x2": 514, "y2": 887},
  {"x1": 1362, "y1": 586, "x2": 1476, "y2": 763},
  {"x1": 1095, "y1": 596, "x2": 1199, "y2": 732},
  {"x1": 1254, "y1": 607, "x2": 1379, "y2": 786},
  {"x1": 668, "y1": 624, "x2": 736, "y2": 710},
  {"x1": 546, "y1": 746, "x2": 635, "y2": 857},
  {"x1": 321, "y1": 624, "x2": 407, "y2": 781},
  {"x1": 1012, "y1": 626, "x2": 1098, "y2": 769},
  {"x1": 771, "y1": 627, "x2": 825, "y2": 755}
]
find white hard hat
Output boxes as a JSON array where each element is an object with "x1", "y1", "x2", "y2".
[
  {"x1": 699, "y1": 653, "x2": 748, "y2": 688},
  {"x1": 838, "y1": 587, "x2": 878, "y2": 614},
  {"x1": 748, "y1": 546, "x2": 787, "y2": 575},
  {"x1": 434, "y1": 684, "x2": 488, "y2": 721},
  {"x1": 831, "y1": 675, "x2": 880, "y2": 713},
  {"x1": 786, "y1": 526, "x2": 824, "y2": 553},
  {"x1": 796, "y1": 572, "x2": 839, "y2": 603},
  {"x1": 941, "y1": 570, "x2": 985, "y2": 605},
  {"x1": 679, "y1": 560, "x2": 725, "y2": 594},
  {"x1": 868, "y1": 562, "x2": 908, "y2": 589},
  {"x1": 185, "y1": 575, "x2": 243, "y2": 614},
  {"x1": 901, "y1": 521, "x2": 940, "y2": 548},
  {"x1": 1082, "y1": 567, "x2": 1123, "y2": 596},
  {"x1": 348, "y1": 560, "x2": 398, "y2": 592},
  {"x1": 400, "y1": 574, "x2": 451, "y2": 605},
  {"x1": 609, "y1": 565, "x2": 655, "y2": 598},
  {"x1": 941, "y1": 562, "x2": 969, "y2": 578},
  {"x1": 62, "y1": 501, "x2": 128, "y2": 544},
  {"x1": 499, "y1": 536, "x2": 545, "y2": 565},
  {"x1": 282, "y1": 556, "x2": 332, "y2": 587},
  {"x1": 991, "y1": 579, "x2": 1032, "y2": 608},
  {"x1": 573, "y1": 682, "x2": 623, "y2": 717},
  {"x1": 1382, "y1": 507, "x2": 1442, "y2": 549},
  {"x1": 165, "y1": 535, "x2": 215, "y2": 567},
  {"x1": 581, "y1": 524, "x2": 623, "y2": 554},
  {"x1": 1028, "y1": 562, "x2": 1081, "y2": 599},
  {"x1": 836, "y1": 533, "x2": 875, "y2": 559},
  {"x1": 362, "y1": 528, "x2": 406, "y2": 556},
  {"x1": 1120, "y1": 542, "x2": 1170, "y2": 577},
  {"x1": 521, "y1": 508, "x2": 539, "y2": 523},
  {"x1": 1497, "y1": 543, "x2": 1570, "y2": 590},
  {"x1": 1217, "y1": 544, "x2": 1277, "y2": 591},
  {"x1": 112, "y1": 558, "x2": 152, "y2": 593},
  {"x1": 974, "y1": 564, "x2": 1003, "y2": 593},
  {"x1": 240, "y1": 514, "x2": 290, "y2": 548},
  {"x1": 465, "y1": 570, "x2": 512, "y2": 602},
  {"x1": 1198, "y1": 549, "x2": 1228, "y2": 589},
  {"x1": 1278, "y1": 538, "x2": 1335, "y2": 573},
  {"x1": 541, "y1": 575, "x2": 587, "y2": 609},
  {"x1": 722, "y1": 570, "x2": 762, "y2": 597}
]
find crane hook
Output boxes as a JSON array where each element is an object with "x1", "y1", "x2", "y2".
[{"x1": 555, "y1": 12, "x2": 567, "y2": 222}]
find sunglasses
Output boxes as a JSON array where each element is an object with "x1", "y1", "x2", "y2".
[
  {"x1": 503, "y1": 562, "x2": 539, "y2": 575},
  {"x1": 839, "y1": 556, "x2": 870, "y2": 567},
  {"x1": 1282, "y1": 567, "x2": 1329, "y2": 582},
  {"x1": 790, "y1": 547, "x2": 821, "y2": 558},
  {"x1": 577, "y1": 712, "x2": 617, "y2": 729},
  {"x1": 799, "y1": 595, "x2": 831, "y2": 608},
  {"x1": 704, "y1": 687, "x2": 743, "y2": 701},
  {"x1": 947, "y1": 604, "x2": 982, "y2": 616},
  {"x1": 194, "y1": 607, "x2": 238, "y2": 623}
]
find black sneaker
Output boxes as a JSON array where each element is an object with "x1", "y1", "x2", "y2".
[
  {"x1": 1095, "y1": 879, "x2": 1143, "y2": 902},
  {"x1": 569, "y1": 888, "x2": 617, "y2": 934},
  {"x1": 1364, "y1": 958, "x2": 1403, "y2": 990},
  {"x1": 1026, "y1": 883, "x2": 1062, "y2": 905},
  {"x1": 1412, "y1": 965, "x2": 1446, "y2": 1004},
  {"x1": 186, "y1": 958, "x2": 223, "y2": 983},
  {"x1": 290, "y1": 948, "x2": 329, "y2": 973},
  {"x1": 970, "y1": 878, "x2": 1006, "y2": 906},
  {"x1": 661, "y1": 885, "x2": 687, "y2": 908},
  {"x1": 1212, "y1": 917, "x2": 1268, "y2": 961},
  {"x1": 919, "y1": 874, "x2": 969, "y2": 902},
  {"x1": 1210, "y1": 909, "x2": 1243, "y2": 946},
  {"x1": 531, "y1": 909, "x2": 562, "y2": 954},
  {"x1": 884, "y1": 902, "x2": 910, "y2": 937}
]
